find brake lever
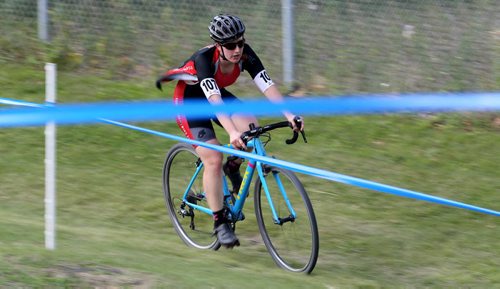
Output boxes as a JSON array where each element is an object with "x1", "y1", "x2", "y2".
[
  {"x1": 293, "y1": 116, "x2": 307, "y2": 143},
  {"x1": 300, "y1": 130, "x2": 308, "y2": 143}
]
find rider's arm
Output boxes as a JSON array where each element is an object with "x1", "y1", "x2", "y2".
[
  {"x1": 262, "y1": 84, "x2": 296, "y2": 124},
  {"x1": 262, "y1": 84, "x2": 304, "y2": 131},
  {"x1": 208, "y1": 93, "x2": 246, "y2": 149},
  {"x1": 207, "y1": 93, "x2": 238, "y2": 133},
  {"x1": 243, "y1": 45, "x2": 303, "y2": 130}
]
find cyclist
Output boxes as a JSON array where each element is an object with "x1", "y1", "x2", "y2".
[{"x1": 157, "y1": 14, "x2": 303, "y2": 248}]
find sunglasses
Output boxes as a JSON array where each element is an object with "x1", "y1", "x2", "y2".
[{"x1": 222, "y1": 39, "x2": 245, "y2": 50}]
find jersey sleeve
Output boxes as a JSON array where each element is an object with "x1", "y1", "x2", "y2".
[
  {"x1": 194, "y1": 49, "x2": 221, "y2": 99},
  {"x1": 243, "y1": 44, "x2": 275, "y2": 93}
]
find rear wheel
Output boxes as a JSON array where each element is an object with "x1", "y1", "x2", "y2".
[
  {"x1": 254, "y1": 166, "x2": 319, "y2": 273},
  {"x1": 163, "y1": 143, "x2": 218, "y2": 249}
]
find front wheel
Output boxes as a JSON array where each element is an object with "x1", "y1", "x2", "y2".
[{"x1": 254, "y1": 166, "x2": 319, "y2": 273}]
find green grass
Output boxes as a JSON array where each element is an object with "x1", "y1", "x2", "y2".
[{"x1": 1, "y1": 65, "x2": 499, "y2": 288}]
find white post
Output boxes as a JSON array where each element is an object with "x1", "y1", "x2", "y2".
[
  {"x1": 282, "y1": 0, "x2": 294, "y2": 88},
  {"x1": 44, "y1": 63, "x2": 57, "y2": 250},
  {"x1": 37, "y1": 0, "x2": 49, "y2": 41}
]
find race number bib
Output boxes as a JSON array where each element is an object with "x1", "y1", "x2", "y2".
[
  {"x1": 253, "y1": 70, "x2": 274, "y2": 93},
  {"x1": 200, "y1": 78, "x2": 221, "y2": 99}
]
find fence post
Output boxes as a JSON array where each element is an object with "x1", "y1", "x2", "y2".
[
  {"x1": 38, "y1": 0, "x2": 49, "y2": 41},
  {"x1": 282, "y1": 0, "x2": 294, "y2": 89},
  {"x1": 44, "y1": 63, "x2": 56, "y2": 250}
]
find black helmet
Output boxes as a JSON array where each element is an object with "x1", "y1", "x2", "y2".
[{"x1": 208, "y1": 14, "x2": 246, "y2": 43}]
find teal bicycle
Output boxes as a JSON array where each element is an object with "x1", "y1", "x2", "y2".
[{"x1": 162, "y1": 119, "x2": 319, "y2": 273}]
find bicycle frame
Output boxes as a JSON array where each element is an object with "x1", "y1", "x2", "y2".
[{"x1": 179, "y1": 136, "x2": 296, "y2": 224}]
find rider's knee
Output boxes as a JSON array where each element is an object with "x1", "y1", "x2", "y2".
[{"x1": 202, "y1": 151, "x2": 223, "y2": 169}]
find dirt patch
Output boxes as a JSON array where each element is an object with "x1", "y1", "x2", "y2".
[{"x1": 45, "y1": 263, "x2": 156, "y2": 289}]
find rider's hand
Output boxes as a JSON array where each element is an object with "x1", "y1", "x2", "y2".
[
  {"x1": 286, "y1": 114, "x2": 304, "y2": 131},
  {"x1": 229, "y1": 130, "x2": 246, "y2": 150}
]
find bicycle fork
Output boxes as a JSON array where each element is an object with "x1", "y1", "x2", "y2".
[{"x1": 257, "y1": 163, "x2": 297, "y2": 225}]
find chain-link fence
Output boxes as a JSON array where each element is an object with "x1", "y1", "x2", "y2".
[{"x1": 1, "y1": 0, "x2": 498, "y2": 94}]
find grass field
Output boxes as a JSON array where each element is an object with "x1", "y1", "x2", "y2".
[{"x1": 1, "y1": 64, "x2": 499, "y2": 288}]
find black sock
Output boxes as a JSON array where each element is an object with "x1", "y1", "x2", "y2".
[{"x1": 213, "y1": 209, "x2": 227, "y2": 227}]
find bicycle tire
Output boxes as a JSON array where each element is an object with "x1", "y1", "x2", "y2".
[
  {"x1": 254, "y1": 166, "x2": 319, "y2": 273},
  {"x1": 163, "y1": 143, "x2": 219, "y2": 250}
]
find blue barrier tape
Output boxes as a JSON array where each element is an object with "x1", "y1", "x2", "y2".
[
  {"x1": 102, "y1": 119, "x2": 499, "y2": 217},
  {"x1": 1, "y1": 92, "x2": 500, "y2": 127},
  {"x1": 102, "y1": 119, "x2": 500, "y2": 217},
  {"x1": 0, "y1": 97, "x2": 46, "y2": 108},
  {"x1": 1, "y1": 96, "x2": 499, "y2": 217}
]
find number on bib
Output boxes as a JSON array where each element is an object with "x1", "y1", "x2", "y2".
[
  {"x1": 200, "y1": 78, "x2": 221, "y2": 98},
  {"x1": 254, "y1": 70, "x2": 274, "y2": 93}
]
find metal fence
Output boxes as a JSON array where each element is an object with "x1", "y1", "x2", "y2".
[{"x1": 1, "y1": 0, "x2": 498, "y2": 94}]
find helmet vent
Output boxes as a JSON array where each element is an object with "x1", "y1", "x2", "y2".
[{"x1": 208, "y1": 14, "x2": 246, "y2": 43}]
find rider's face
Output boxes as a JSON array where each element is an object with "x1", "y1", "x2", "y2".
[{"x1": 219, "y1": 37, "x2": 245, "y2": 63}]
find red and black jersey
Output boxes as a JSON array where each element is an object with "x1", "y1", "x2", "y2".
[
  {"x1": 156, "y1": 43, "x2": 274, "y2": 98},
  {"x1": 157, "y1": 43, "x2": 275, "y2": 143}
]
